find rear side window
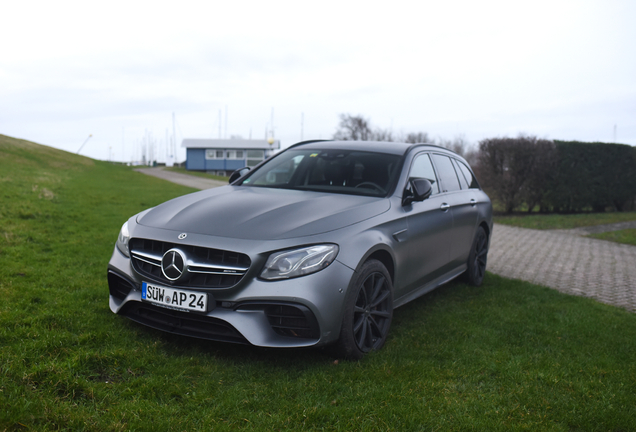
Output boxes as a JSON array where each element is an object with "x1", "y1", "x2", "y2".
[
  {"x1": 409, "y1": 153, "x2": 439, "y2": 194},
  {"x1": 455, "y1": 160, "x2": 479, "y2": 189},
  {"x1": 431, "y1": 154, "x2": 461, "y2": 193},
  {"x1": 452, "y1": 159, "x2": 469, "y2": 189}
]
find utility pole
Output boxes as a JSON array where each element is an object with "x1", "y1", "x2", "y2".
[
  {"x1": 122, "y1": 127, "x2": 125, "y2": 163},
  {"x1": 165, "y1": 129, "x2": 169, "y2": 165},
  {"x1": 270, "y1": 107, "x2": 275, "y2": 138},
  {"x1": 77, "y1": 134, "x2": 92, "y2": 154},
  {"x1": 172, "y1": 112, "x2": 177, "y2": 166},
  {"x1": 613, "y1": 124, "x2": 617, "y2": 143}
]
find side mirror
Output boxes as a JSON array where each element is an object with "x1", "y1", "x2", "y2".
[
  {"x1": 402, "y1": 178, "x2": 433, "y2": 206},
  {"x1": 229, "y1": 167, "x2": 251, "y2": 184}
]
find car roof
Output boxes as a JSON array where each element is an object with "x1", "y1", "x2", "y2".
[{"x1": 286, "y1": 140, "x2": 451, "y2": 156}]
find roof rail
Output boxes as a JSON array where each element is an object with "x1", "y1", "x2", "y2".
[
  {"x1": 411, "y1": 142, "x2": 462, "y2": 154},
  {"x1": 286, "y1": 139, "x2": 333, "y2": 150},
  {"x1": 284, "y1": 140, "x2": 463, "y2": 158}
]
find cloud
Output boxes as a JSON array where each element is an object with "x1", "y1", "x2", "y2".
[{"x1": 1, "y1": 0, "x2": 635, "y2": 162}]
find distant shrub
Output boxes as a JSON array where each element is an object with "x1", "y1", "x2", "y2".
[
  {"x1": 546, "y1": 141, "x2": 636, "y2": 212},
  {"x1": 477, "y1": 136, "x2": 555, "y2": 213},
  {"x1": 477, "y1": 138, "x2": 636, "y2": 213}
]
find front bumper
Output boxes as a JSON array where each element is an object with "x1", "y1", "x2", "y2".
[{"x1": 107, "y1": 246, "x2": 354, "y2": 348}]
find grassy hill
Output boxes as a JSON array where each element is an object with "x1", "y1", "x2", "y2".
[{"x1": 1, "y1": 135, "x2": 635, "y2": 430}]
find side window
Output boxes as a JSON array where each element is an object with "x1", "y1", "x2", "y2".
[
  {"x1": 431, "y1": 154, "x2": 461, "y2": 193},
  {"x1": 452, "y1": 159, "x2": 469, "y2": 190},
  {"x1": 409, "y1": 153, "x2": 439, "y2": 194},
  {"x1": 456, "y1": 160, "x2": 479, "y2": 189}
]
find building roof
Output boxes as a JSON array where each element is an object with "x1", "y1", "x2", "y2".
[{"x1": 182, "y1": 139, "x2": 280, "y2": 150}]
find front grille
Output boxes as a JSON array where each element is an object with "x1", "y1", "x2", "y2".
[
  {"x1": 129, "y1": 238, "x2": 251, "y2": 289},
  {"x1": 264, "y1": 304, "x2": 320, "y2": 339},
  {"x1": 120, "y1": 302, "x2": 248, "y2": 343}
]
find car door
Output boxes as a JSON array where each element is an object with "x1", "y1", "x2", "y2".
[
  {"x1": 431, "y1": 154, "x2": 479, "y2": 267},
  {"x1": 398, "y1": 152, "x2": 455, "y2": 298}
]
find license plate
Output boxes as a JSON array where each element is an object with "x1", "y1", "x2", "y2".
[{"x1": 142, "y1": 282, "x2": 208, "y2": 312}]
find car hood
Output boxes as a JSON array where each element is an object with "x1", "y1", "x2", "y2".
[{"x1": 137, "y1": 186, "x2": 391, "y2": 240}]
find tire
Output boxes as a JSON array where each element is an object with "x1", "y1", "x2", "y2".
[
  {"x1": 464, "y1": 226, "x2": 489, "y2": 286},
  {"x1": 334, "y1": 260, "x2": 393, "y2": 360}
]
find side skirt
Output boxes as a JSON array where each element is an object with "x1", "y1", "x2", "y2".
[{"x1": 393, "y1": 264, "x2": 467, "y2": 309}]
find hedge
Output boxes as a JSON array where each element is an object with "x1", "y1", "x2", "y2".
[
  {"x1": 477, "y1": 138, "x2": 636, "y2": 213},
  {"x1": 546, "y1": 141, "x2": 636, "y2": 212}
]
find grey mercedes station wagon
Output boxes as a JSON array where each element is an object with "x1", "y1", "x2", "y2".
[{"x1": 107, "y1": 140, "x2": 492, "y2": 359}]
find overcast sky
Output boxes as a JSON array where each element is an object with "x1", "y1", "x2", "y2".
[{"x1": 1, "y1": 0, "x2": 635, "y2": 162}]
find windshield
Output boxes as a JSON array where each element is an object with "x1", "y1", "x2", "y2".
[{"x1": 239, "y1": 149, "x2": 402, "y2": 197}]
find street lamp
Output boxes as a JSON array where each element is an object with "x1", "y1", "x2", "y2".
[{"x1": 77, "y1": 134, "x2": 93, "y2": 154}]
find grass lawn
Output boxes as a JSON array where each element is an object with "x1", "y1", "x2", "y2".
[
  {"x1": 1, "y1": 135, "x2": 635, "y2": 431},
  {"x1": 495, "y1": 212, "x2": 636, "y2": 230},
  {"x1": 588, "y1": 229, "x2": 636, "y2": 247}
]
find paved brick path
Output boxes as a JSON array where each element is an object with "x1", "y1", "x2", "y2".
[
  {"x1": 488, "y1": 224, "x2": 636, "y2": 312},
  {"x1": 555, "y1": 220, "x2": 636, "y2": 235}
]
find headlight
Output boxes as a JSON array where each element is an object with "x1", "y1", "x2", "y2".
[
  {"x1": 260, "y1": 244, "x2": 339, "y2": 280},
  {"x1": 116, "y1": 221, "x2": 130, "y2": 257}
]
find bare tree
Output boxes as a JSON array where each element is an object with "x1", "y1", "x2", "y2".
[
  {"x1": 404, "y1": 132, "x2": 432, "y2": 144},
  {"x1": 333, "y1": 115, "x2": 455, "y2": 153},
  {"x1": 438, "y1": 135, "x2": 468, "y2": 155},
  {"x1": 478, "y1": 135, "x2": 555, "y2": 213},
  {"x1": 372, "y1": 128, "x2": 395, "y2": 142},
  {"x1": 333, "y1": 114, "x2": 373, "y2": 141},
  {"x1": 438, "y1": 134, "x2": 478, "y2": 164},
  {"x1": 332, "y1": 114, "x2": 406, "y2": 142},
  {"x1": 520, "y1": 139, "x2": 556, "y2": 212}
]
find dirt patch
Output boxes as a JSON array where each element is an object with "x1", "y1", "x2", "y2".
[{"x1": 32, "y1": 185, "x2": 56, "y2": 200}]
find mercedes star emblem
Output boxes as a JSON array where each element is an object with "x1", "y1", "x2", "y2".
[{"x1": 161, "y1": 249, "x2": 186, "y2": 281}]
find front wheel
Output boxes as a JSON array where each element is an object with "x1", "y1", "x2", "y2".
[
  {"x1": 464, "y1": 226, "x2": 489, "y2": 286},
  {"x1": 334, "y1": 260, "x2": 393, "y2": 360}
]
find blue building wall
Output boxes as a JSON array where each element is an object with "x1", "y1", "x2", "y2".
[
  {"x1": 186, "y1": 149, "x2": 206, "y2": 170},
  {"x1": 186, "y1": 149, "x2": 246, "y2": 172},
  {"x1": 224, "y1": 160, "x2": 245, "y2": 171},
  {"x1": 204, "y1": 160, "x2": 226, "y2": 170}
]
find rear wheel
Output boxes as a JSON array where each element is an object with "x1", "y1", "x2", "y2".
[
  {"x1": 465, "y1": 226, "x2": 489, "y2": 286},
  {"x1": 335, "y1": 260, "x2": 393, "y2": 360}
]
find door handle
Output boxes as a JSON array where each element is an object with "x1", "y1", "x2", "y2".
[
  {"x1": 440, "y1": 203, "x2": 450, "y2": 211},
  {"x1": 470, "y1": 199, "x2": 477, "y2": 207}
]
